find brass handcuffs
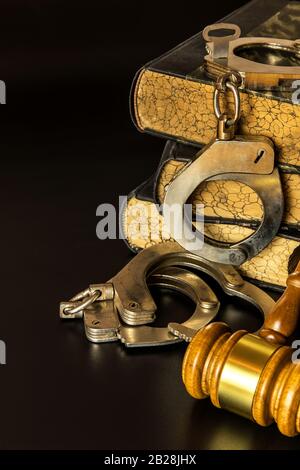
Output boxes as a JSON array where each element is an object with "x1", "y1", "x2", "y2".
[
  {"x1": 59, "y1": 26, "x2": 292, "y2": 343},
  {"x1": 203, "y1": 22, "x2": 300, "y2": 89},
  {"x1": 60, "y1": 242, "x2": 275, "y2": 347},
  {"x1": 162, "y1": 30, "x2": 285, "y2": 265},
  {"x1": 163, "y1": 134, "x2": 283, "y2": 265}
]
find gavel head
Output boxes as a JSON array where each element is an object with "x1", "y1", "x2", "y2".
[{"x1": 182, "y1": 322, "x2": 300, "y2": 437}]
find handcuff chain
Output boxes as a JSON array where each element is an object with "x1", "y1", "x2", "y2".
[
  {"x1": 63, "y1": 288, "x2": 101, "y2": 315},
  {"x1": 213, "y1": 71, "x2": 242, "y2": 129}
]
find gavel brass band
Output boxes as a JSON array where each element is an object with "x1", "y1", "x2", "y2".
[
  {"x1": 182, "y1": 322, "x2": 300, "y2": 438},
  {"x1": 217, "y1": 334, "x2": 280, "y2": 419}
]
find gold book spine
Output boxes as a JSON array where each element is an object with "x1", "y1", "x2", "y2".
[{"x1": 134, "y1": 69, "x2": 300, "y2": 167}]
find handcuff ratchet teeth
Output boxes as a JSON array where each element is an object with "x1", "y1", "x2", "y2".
[{"x1": 60, "y1": 241, "x2": 275, "y2": 347}]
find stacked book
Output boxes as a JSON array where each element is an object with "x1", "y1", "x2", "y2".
[{"x1": 124, "y1": 0, "x2": 300, "y2": 289}]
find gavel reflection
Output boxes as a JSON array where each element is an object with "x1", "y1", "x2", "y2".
[{"x1": 182, "y1": 260, "x2": 300, "y2": 437}]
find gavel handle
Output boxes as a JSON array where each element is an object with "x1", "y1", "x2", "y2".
[{"x1": 259, "y1": 260, "x2": 300, "y2": 344}]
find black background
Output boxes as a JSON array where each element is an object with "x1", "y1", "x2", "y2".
[{"x1": 1, "y1": 0, "x2": 300, "y2": 451}]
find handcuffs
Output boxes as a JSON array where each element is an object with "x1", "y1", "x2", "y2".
[
  {"x1": 202, "y1": 22, "x2": 300, "y2": 89},
  {"x1": 60, "y1": 24, "x2": 294, "y2": 347},
  {"x1": 60, "y1": 241, "x2": 275, "y2": 347},
  {"x1": 163, "y1": 70, "x2": 284, "y2": 266}
]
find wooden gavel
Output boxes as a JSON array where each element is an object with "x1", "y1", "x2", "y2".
[{"x1": 182, "y1": 260, "x2": 300, "y2": 437}]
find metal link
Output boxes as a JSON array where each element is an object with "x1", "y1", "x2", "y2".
[
  {"x1": 213, "y1": 72, "x2": 242, "y2": 128},
  {"x1": 59, "y1": 241, "x2": 276, "y2": 345},
  {"x1": 63, "y1": 290, "x2": 101, "y2": 315},
  {"x1": 216, "y1": 71, "x2": 243, "y2": 90}
]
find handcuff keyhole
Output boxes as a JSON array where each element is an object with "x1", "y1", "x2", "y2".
[
  {"x1": 254, "y1": 149, "x2": 265, "y2": 163},
  {"x1": 129, "y1": 301, "x2": 138, "y2": 309},
  {"x1": 92, "y1": 320, "x2": 101, "y2": 326}
]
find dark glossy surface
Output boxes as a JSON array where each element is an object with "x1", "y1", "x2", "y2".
[{"x1": 1, "y1": 0, "x2": 300, "y2": 450}]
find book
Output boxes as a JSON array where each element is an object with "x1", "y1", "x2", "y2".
[
  {"x1": 126, "y1": 0, "x2": 300, "y2": 288},
  {"x1": 131, "y1": 0, "x2": 300, "y2": 168},
  {"x1": 123, "y1": 140, "x2": 299, "y2": 289}
]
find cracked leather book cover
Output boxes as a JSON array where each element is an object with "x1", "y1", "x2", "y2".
[
  {"x1": 123, "y1": 141, "x2": 299, "y2": 289},
  {"x1": 131, "y1": 0, "x2": 300, "y2": 168},
  {"x1": 125, "y1": 0, "x2": 300, "y2": 289}
]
